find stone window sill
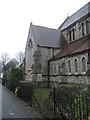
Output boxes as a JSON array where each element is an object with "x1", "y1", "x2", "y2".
[
  {"x1": 74, "y1": 72, "x2": 78, "y2": 75},
  {"x1": 68, "y1": 73, "x2": 72, "y2": 75},
  {"x1": 81, "y1": 72, "x2": 86, "y2": 75}
]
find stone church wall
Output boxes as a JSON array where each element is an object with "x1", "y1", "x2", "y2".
[
  {"x1": 49, "y1": 52, "x2": 88, "y2": 84},
  {"x1": 49, "y1": 14, "x2": 90, "y2": 84},
  {"x1": 25, "y1": 27, "x2": 37, "y2": 81},
  {"x1": 32, "y1": 46, "x2": 60, "y2": 82},
  {"x1": 62, "y1": 16, "x2": 90, "y2": 43},
  {"x1": 24, "y1": 9, "x2": 90, "y2": 84}
]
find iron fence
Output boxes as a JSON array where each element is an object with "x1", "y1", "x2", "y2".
[
  {"x1": 18, "y1": 83, "x2": 89, "y2": 119},
  {"x1": 53, "y1": 87, "x2": 89, "y2": 120}
]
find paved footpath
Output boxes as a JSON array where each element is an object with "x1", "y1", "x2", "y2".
[
  {"x1": 0, "y1": 83, "x2": 2, "y2": 119},
  {"x1": 1, "y1": 83, "x2": 37, "y2": 119}
]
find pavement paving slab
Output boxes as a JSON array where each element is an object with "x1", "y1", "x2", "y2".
[
  {"x1": 0, "y1": 83, "x2": 2, "y2": 120},
  {"x1": 1, "y1": 83, "x2": 37, "y2": 119}
]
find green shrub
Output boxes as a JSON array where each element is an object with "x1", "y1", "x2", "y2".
[
  {"x1": 49, "y1": 83, "x2": 88, "y2": 119},
  {"x1": 18, "y1": 81, "x2": 33, "y2": 102},
  {"x1": 8, "y1": 68, "x2": 24, "y2": 92},
  {"x1": 50, "y1": 83, "x2": 87, "y2": 100}
]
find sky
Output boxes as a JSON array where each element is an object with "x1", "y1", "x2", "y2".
[{"x1": 0, "y1": 0, "x2": 89, "y2": 59}]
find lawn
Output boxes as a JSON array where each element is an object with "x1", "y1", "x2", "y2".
[
  {"x1": 33, "y1": 85, "x2": 90, "y2": 117},
  {"x1": 33, "y1": 87, "x2": 51, "y2": 105}
]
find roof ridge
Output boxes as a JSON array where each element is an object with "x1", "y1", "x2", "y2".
[
  {"x1": 58, "y1": 16, "x2": 69, "y2": 29},
  {"x1": 68, "y1": 2, "x2": 89, "y2": 20},
  {"x1": 32, "y1": 24, "x2": 59, "y2": 31},
  {"x1": 59, "y1": 2, "x2": 90, "y2": 30}
]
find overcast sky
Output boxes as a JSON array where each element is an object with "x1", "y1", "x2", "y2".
[{"x1": 0, "y1": 0, "x2": 89, "y2": 59}]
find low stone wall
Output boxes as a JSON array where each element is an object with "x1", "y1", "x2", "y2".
[
  {"x1": 49, "y1": 75, "x2": 88, "y2": 84},
  {"x1": 65, "y1": 76, "x2": 88, "y2": 84}
]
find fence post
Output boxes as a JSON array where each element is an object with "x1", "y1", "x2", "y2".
[
  {"x1": 86, "y1": 94, "x2": 88, "y2": 120},
  {"x1": 70, "y1": 92, "x2": 73, "y2": 120},
  {"x1": 54, "y1": 87, "x2": 56, "y2": 118},
  {"x1": 79, "y1": 93, "x2": 82, "y2": 120}
]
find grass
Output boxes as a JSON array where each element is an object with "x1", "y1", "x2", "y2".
[
  {"x1": 88, "y1": 96, "x2": 90, "y2": 118},
  {"x1": 33, "y1": 85, "x2": 90, "y2": 119},
  {"x1": 33, "y1": 87, "x2": 51, "y2": 105}
]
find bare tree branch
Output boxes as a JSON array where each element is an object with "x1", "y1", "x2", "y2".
[
  {"x1": 1, "y1": 53, "x2": 10, "y2": 66},
  {"x1": 16, "y1": 52, "x2": 24, "y2": 64}
]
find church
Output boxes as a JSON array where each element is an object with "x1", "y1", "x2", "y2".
[{"x1": 23, "y1": 2, "x2": 90, "y2": 85}]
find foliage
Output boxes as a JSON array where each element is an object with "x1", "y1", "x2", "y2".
[
  {"x1": 1, "y1": 52, "x2": 10, "y2": 85},
  {"x1": 33, "y1": 87, "x2": 51, "y2": 105},
  {"x1": 1, "y1": 52, "x2": 10, "y2": 67},
  {"x1": 32, "y1": 87, "x2": 53, "y2": 117},
  {"x1": 16, "y1": 83, "x2": 89, "y2": 119},
  {"x1": 50, "y1": 83, "x2": 87, "y2": 101},
  {"x1": 49, "y1": 83, "x2": 88, "y2": 119},
  {"x1": 8, "y1": 68, "x2": 24, "y2": 92},
  {"x1": 19, "y1": 81, "x2": 33, "y2": 100},
  {"x1": 88, "y1": 85, "x2": 90, "y2": 117},
  {"x1": 18, "y1": 82, "x2": 33, "y2": 105},
  {"x1": 16, "y1": 51, "x2": 24, "y2": 64},
  {"x1": 1, "y1": 53, "x2": 19, "y2": 86},
  {"x1": 6, "y1": 59, "x2": 19, "y2": 68}
]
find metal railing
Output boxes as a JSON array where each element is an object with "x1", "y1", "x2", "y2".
[{"x1": 18, "y1": 83, "x2": 89, "y2": 119}]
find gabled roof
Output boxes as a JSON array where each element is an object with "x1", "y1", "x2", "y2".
[
  {"x1": 55, "y1": 36, "x2": 90, "y2": 59},
  {"x1": 59, "y1": 2, "x2": 90, "y2": 30},
  {"x1": 31, "y1": 24, "x2": 61, "y2": 48}
]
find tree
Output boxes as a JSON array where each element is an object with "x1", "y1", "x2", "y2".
[
  {"x1": 16, "y1": 52, "x2": 24, "y2": 64},
  {"x1": 5, "y1": 59, "x2": 19, "y2": 70},
  {"x1": 2, "y1": 58, "x2": 19, "y2": 86},
  {"x1": 0, "y1": 61, "x2": 2, "y2": 77},
  {"x1": 1, "y1": 52, "x2": 10, "y2": 70},
  {"x1": 8, "y1": 68, "x2": 24, "y2": 92},
  {"x1": 1, "y1": 53, "x2": 10, "y2": 85}
]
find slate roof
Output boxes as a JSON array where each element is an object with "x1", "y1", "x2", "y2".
[
  {"x1": 31, "y1": 24, "x2": 61, "y2": 48},
  {"x1": 59, "y1": 2, "x2": 90, "y2": 30},
  {"x1": 55, "y1": 36, "x2": 90, "y2": 59}
]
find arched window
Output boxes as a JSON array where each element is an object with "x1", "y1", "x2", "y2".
[
  {"x1": 86, "y1": 21, "x2": 89, "y2": 35},
  {"x1": 82, "y1": 57, "x2": 86, "y2": 72},
  {"x1": 72, "y1": 29, "x2": 75, "y2": 40},
  {"x1": 54, "y1": 63, "x2": 56, "y2": 74},
  {"x1": 74, "y1": 59, "x2": 78, "y2": 73},
  {"x1": 58, "y1": 63, "x2": 61, "y2": 74},
  {"x1": 69, "y1": 30, "x2": 72, "y2": 42},
  {"x1": 28, "y1": 39, "x2": 33, "y2": 48},
  {"x1": 50, "y1": 64, "x2": 53, "y2": 74},
  {"x1": 82, "y1": 23, "x2": 85, "y2": 36},
  {"x1": 68, "y1": 60, "x2": 71, "y2": 73}
]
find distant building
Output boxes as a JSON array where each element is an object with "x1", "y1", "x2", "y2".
[{"x1": 24, "y1": 2, "x2": 90, "y2": 85}]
